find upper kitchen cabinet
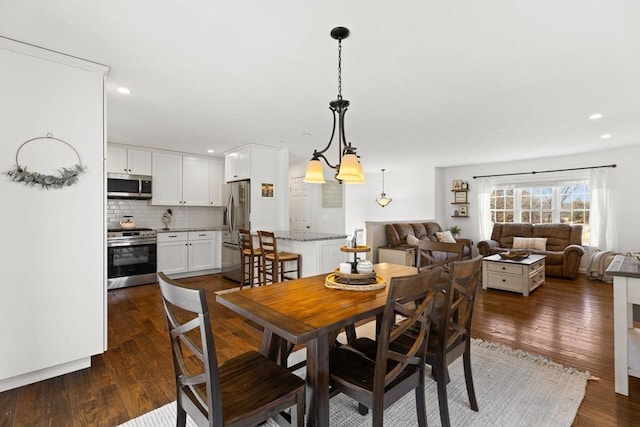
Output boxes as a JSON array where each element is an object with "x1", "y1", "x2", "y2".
[
  {"x1": 152, "y1": 152, "x2": 223, "y2": 206},
  {"x1": 210, "y1": 157, "x2": 225, "y2": 206},
  {"x1": 107, "y1": 144, "x2": 152, "y2": 175},
  {"x1": 225, "y1": 146, "x2": 250, "y2": 182},
  {"x1": 182, "y1": 155, "x2": 211, "y2": 205}
]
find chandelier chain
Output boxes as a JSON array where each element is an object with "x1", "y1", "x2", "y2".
[{"x1": 337, "y1": 39, "x2": 342, "y2": 100}]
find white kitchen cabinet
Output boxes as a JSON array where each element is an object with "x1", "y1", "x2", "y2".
[
  {"x1": 153, "y1": 152, "x2": 222, "y2": 206},
  {"x1": 158, "y1": 231, "x2": 221, "y2": 278},
  {"x1": 209, "y1": 157, "x2": 225, "y2": 206},
  {"x1": 182, "y1": 156, "x2": 211, "y2": 206},
  {"x1": 225, "y1": 146, "x2": 250, "y2": 182},
  {"x1": 157, "y1": 232, "x2": 189, "y2": 275},
  {"x1": 107, "y1": 145, "x2": 152, "y2": 175},
  {"x1": 152, "y1": 152, "x2": 183, "y2": 205},
  {"x1": 188, "y1": 231, "x2": 218, "y2": 271}
]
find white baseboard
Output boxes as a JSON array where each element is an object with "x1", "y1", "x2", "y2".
[{"x1": 0, "y1": 357, "x2": 91, "y2": 392}]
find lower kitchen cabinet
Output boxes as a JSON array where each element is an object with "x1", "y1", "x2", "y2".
[{"x1": 157, "y1": 230, "x2": 221, "y2": 278}]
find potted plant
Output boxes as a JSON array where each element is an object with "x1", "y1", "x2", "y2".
[{"x1": 447, "y1": 225, "x2": 462, "y2": 238}]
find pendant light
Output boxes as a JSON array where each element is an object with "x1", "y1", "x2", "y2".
[
  {"x1": 376, "y1": 168, "x2": 392, "y2": 207},
  {"x1": 303, "y1": 27, "x2": 364, "y2": 184}
]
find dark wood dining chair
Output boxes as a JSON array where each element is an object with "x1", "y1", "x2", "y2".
[
  {"x1": 417, "y1": 240, "x2": 466, "y2": 273},
  {"x1": 426, "y1": 255, "x2": 483, "y2": 427},
  {"x1": 237, "y1": 228, "x2": 262, "y2": 289},
  {"x1": 257, "y1": 230, "x2": 301, "y2": 284},
  {"x1": 328, "y1": 267, "x2": 444, "y2": 427},
  {"x1": 157, "y1": 272, "x2": 305, "y2": 427}
]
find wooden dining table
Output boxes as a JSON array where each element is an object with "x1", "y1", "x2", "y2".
[{"x1": 216, "y1": 262, "x2": 417, "y2": 427}]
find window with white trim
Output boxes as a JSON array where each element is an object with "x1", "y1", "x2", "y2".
[{"x1": 489, "y1": 182, "x2": 590, "y2": 244}]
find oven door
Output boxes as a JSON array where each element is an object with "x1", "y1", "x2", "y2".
[{"x1": 107, "y1": 239, "x2": 157, "y2": 289}]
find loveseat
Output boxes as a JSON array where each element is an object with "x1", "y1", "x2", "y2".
[
  {"x1": 477, "y1": 223, "x2": 585, "y2": 279},
  {"x1": 385, "y1": 222, "x2": 472, "y2": 267}
]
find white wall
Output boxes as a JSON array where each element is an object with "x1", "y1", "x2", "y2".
[
  {"x1": 290, "y1": 157, "x2": 439, "y2": 238},
  {"x1": 0, "y1": 38, "x2": 108, "y2": 391},
  {"x1": 436, "y1": 144, "x2": 640, "y2": 253}
]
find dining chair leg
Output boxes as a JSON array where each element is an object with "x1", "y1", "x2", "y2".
[
  {"x1": 415, "y1": 369, "x2": 427, "y2": 427},
  {"x1": 177, "y1": 402, "x2": 187, "y2": 427},
  {"x1": 435, "y1": 361, "x2": 452, "y2": 427},
  {"x1": 463, "y1": 347, "x2": 479, "y2": 411}
]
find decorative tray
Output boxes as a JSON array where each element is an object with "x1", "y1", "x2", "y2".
[
  {"x1": 325, "y1": 272, "x2": 385, "y2": 291},
  {"x1": 340, "y1": 245, "x2": 371, "y2": 253},
  {"x1": 499, "y1": 251, "x2": 532, "y2": 261}
]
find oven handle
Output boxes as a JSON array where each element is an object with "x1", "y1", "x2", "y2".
[{"x1": 107, "y1": 238, "x2": 158, "y2": 248}]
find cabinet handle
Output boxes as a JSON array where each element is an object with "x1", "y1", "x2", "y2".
[{"x1": 168, "y1": 234, "x2": 178, "y2": 238}]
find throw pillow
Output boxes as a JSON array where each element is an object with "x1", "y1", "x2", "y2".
[
  {"x1": 406, "y1": 235, "x2": 420, "y2": 245},
  {"x1": 512, "y1": 237, "x2": 547, "y2": 250},
  {"x1": 435, "y1": 230, "x2": 457, "y2": 243}
]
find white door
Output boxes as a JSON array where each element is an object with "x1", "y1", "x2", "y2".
[{"x1": 290, "y1": 177, "x2": 311, "y2": 232}]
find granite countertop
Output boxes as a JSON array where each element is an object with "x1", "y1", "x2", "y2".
[
  {"x1": 606, "y1": 254, "x2": 640, "y2": 278},
  {"x1": 273, "y1": 231, "x2": 348, "y2": 242},
  {"x1": 156, "y1": 226, "x2": 227, "y2": 233}
]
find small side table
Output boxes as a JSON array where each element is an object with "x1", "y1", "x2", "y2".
[
  {"x1": 482, "y1": 254, "x2": 545, "y2": 296},
  {"x1": 378, "y1": 246, "x2": 416, "y2": 267}
]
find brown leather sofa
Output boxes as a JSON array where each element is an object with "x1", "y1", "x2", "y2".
[
  {"x1": 477, "y1": 223, "x2": 585, "y2": 279},
  {"x1": 384, "y1": 222, "x2": 472, "y2": 266}
]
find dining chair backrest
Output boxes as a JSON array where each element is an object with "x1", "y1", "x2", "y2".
[
  {"x1": 417, "y1": 240, "x2": 466, "y2": 271},
  {"x1": 427, "y1": 255, "x2": 483, "y2": 427},
  {"x1": 157, "y1": 272, "x2": 222, "y2": 426},
  {"x1": 157, "y1": 272, "x2": 305, "y2": 426},
  {"x1": 329, "y1": 267, "x2": 444, "y2": 426}
]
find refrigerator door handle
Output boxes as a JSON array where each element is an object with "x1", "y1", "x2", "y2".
[
  {"x1": 226, "y1": 192, "x2": 234, "y2": 234},
  {"x1": 229, "y1": 192, "x2": 236, "y2": 233}
]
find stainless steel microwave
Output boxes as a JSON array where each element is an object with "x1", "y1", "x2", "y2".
[{"x1": 107, "y1": 173, "x2": 152, "y2": 199}]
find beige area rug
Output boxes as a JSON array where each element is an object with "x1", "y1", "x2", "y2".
[{"x1": 121, "y1": 323, "x2": 594, "y2": 427}]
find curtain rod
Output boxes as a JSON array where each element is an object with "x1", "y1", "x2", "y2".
[{"x1": 472, "y1": 164, "x2": 616, "y2": 179}]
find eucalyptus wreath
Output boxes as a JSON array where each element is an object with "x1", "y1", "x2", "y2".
[
  {"x1": 5, "y1": 134, "x2": 86, "y2": 190},
  {"x1": 6, "y1": 164, "x2": 86, "y2": 189}
]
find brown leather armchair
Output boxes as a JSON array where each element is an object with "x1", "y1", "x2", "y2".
[{"x1": 477, "y1": 223, "x2": 585, "y2": 279}]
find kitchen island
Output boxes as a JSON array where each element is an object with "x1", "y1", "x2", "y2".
[
  {"x1": 606, "y1": 255, "x2": 640, "y2": 396},
  {"x1": 274, "y1": 231, "x2": 348, "y2": 277}
]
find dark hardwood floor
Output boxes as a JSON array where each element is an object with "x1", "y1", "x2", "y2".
[{"x1": 1, "y1": 272, "x2": 639, "y2": 426}]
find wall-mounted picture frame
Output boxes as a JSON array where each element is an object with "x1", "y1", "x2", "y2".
[
  {"x1": 261, "y1": 182, "x2": 274, "y2": 198},
  {"x1": 452, "y1": 179, "x2": 463, "y2": 190},
  {"x1": 454, "y1": 191, "x2": 468, "y2": 203},
  {"x1": 458, "y1": 205, "x2": 468, "y2": 216}
]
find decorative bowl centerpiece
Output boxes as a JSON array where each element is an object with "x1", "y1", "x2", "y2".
[{"x1": 499, "y1": 251, "x2": 531, "y2": 261}]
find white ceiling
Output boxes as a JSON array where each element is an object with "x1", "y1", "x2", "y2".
[{"x1": 1, "y1": 1, "x2": 639, "y2": 168}]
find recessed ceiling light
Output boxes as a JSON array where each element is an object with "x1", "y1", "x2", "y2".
[
  {"x1": 301, "y1": 132, "x2": 311, "y2": 137},
  {"x1": 589, "y1": 113, "x2": 603, "y2": 120},
  {"x1": 207, "y1": 149, "x2": 214, "y2": 153},
  {"x1": 601, "y1": 133, "x2": 612, "y2": 139},
  {"x1": 117, "y1": 87, "x2": 131, "y2": 95}
]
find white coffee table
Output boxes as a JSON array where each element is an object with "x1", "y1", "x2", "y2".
[{"x1": 482, "y1": 253, "x2": 546, "y2": 296}]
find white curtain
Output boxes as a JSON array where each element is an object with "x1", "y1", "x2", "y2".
[
  {"x1": 475, "y1": 177, "x2": 494, "y2": 240},
  {"x1": 589, "y1": 167, "x2": 618, "y2": 251}
]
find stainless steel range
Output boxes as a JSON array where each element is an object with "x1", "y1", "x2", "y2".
[{"x1": 107, "y1": 228, "x2": 157, "y2": 289}]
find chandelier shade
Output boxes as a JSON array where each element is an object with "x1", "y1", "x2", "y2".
[{"x1": 303, "y1": 27, "x2": 365, "y2": 184}]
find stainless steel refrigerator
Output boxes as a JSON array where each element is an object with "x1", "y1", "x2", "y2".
[{"x1": 221, "y1": 180, "x2": 250, "y2": 282}]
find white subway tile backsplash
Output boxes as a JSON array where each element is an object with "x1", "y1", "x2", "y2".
[{"x1": 107, "y1": 199, "x2": 224, "y2": 230}]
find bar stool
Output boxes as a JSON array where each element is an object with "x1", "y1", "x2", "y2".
[
  {"x1": 257, "y1": 230, "x2": 302, "y2": 285},
  {"x1": 238, "y1": 229, "x2": 263, "y2": 289}
]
